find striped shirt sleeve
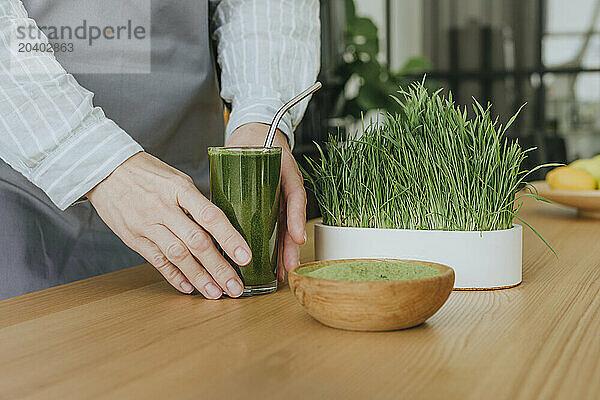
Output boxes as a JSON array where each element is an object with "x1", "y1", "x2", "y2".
[
  {"x1": 0, "y1": 0, "x2": 143, "y2": 210},
  {"x1": 211, "y1": 0, "x2": 321, "y2": 149}
]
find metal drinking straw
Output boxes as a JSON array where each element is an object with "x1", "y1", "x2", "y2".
[{"x1": 263, "y1": 81, "x2": 322, "y2": 148}]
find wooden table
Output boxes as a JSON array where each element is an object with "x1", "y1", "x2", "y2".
[{"x1": 1, "y1": 200, "x2": 600, "y2": 399}]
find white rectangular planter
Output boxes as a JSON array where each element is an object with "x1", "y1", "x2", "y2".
[{"x1": 314, "y1": 223, "x2": 523, "y2": 290}]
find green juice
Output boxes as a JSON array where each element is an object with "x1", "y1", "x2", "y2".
[{"x1": 208, "y1": 147, "x2": 282, "y2": 296}]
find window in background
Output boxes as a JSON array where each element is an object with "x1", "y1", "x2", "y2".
[{"x1": 544, "y1": 0, "x2": 600, "y2": 160}]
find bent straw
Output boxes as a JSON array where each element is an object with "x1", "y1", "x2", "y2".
[{"x1": 264, "y1": 82, "x2": 322, "y2": 148}]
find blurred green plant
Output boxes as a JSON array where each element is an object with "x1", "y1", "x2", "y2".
[{"x1": 332, "y1": 0, "x2": 437, "y2": 118}]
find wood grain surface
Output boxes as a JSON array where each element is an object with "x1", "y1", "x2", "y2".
[{"x1": 1, "y1": 199, "x2": 600, "y2": 400}]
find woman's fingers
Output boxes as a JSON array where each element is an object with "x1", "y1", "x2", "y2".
[
  {"x1": 282, "y1": 228, "x2": 300, "y2": 272},
  {"x1": 85, "y1": 149, "x2": 305, "y2": 297},
  {"x1": 277, "y1": 239, "x2": 285, "y2": 282},
  {"x1": 162, "y1": 209, "x2": 244, "y2": 297},
  {"x1": 132, "y1": 236, "x2": 194, "y2": 294},
  {"x1": 85, "y1": 152, "x2": 249, "y2": 299},
  {"x1": 281, "y1": 155, "x2": 307, "y2": 245},
  {"x1": 146, "y1": 224, "x2": 223, "y2": 299},
  {"x1": 277, "y1": 197, "x2": 286, "y2": 282},
  {"x1": 178, "y1": 187, "x2": 252, "y2": 266}
]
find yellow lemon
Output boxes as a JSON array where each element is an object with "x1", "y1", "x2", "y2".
[
  {"x1": 570, "y1": 159, "x2": 600, "y2": 183},
  {"x1": 546, "y1": 166, "x2": 596, "y2": 190}
]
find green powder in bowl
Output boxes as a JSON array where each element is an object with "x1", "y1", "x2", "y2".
[{"x1": 296, "y1": 260, "x2": 440, "y2": 282}]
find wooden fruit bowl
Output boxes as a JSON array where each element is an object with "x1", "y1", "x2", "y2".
[
  {"x1": 531, "y1": 181, "x2": 600, "y2": 218},
  {"x1": 288, "y1": 259, "x2": 455, "y2": 331}
]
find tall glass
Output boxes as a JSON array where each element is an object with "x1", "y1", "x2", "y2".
[{"x1": 208, "y1": 147, "x2": 282, "y2": 297}]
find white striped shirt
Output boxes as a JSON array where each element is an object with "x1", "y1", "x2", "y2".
[{"x1": 0, "y1": 0, "x2": 320, "y2": 210}]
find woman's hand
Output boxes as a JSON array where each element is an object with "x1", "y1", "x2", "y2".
[
  {"x1": 86, "y1": 152, "x2": 251, "y2": 299},
  {"x1": 227, "y1": 123, "x2": 307, "y2": 281}
]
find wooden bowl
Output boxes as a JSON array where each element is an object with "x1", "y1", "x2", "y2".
[
  {"x1": 531, "y1": 181, "x2": 600, "y2": 218},
  {"x1": 288, "y1": 259, "x2": 455, "y2": 331}
]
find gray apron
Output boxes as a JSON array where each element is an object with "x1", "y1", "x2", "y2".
[{"x1": 0, "y1": 0, "x2": 224, "y2": 299}]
